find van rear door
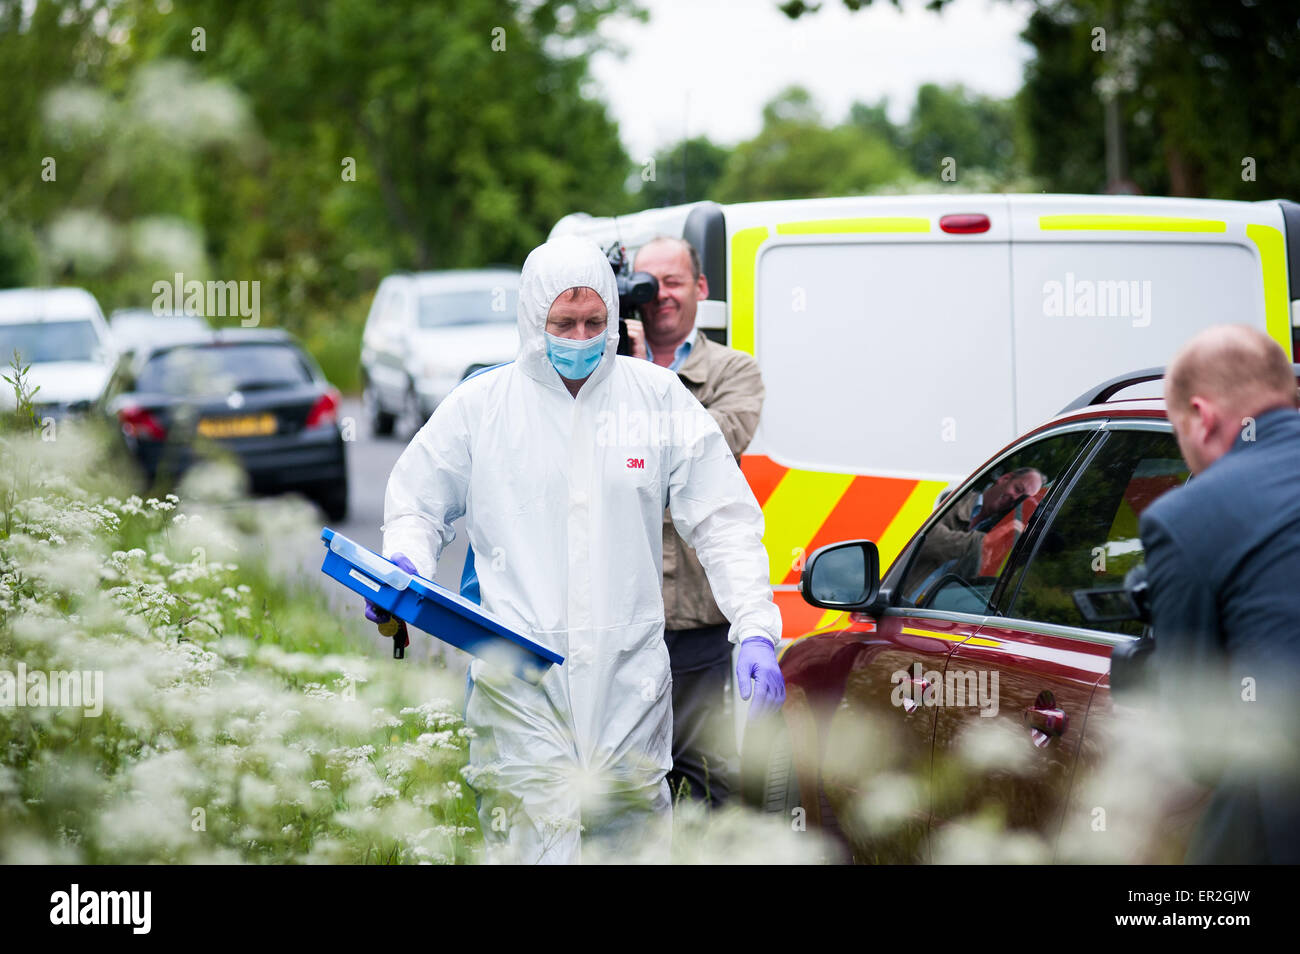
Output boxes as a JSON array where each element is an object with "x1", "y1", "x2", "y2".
[
  {"x1": 730, "y1": 196, "x2": 1015, "y2": 634},
  {"x1": 1007, "y1": 195, "x2": 1292, "y2": 431}
]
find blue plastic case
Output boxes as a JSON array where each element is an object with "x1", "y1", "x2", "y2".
[{"x1": 320, "y1": 527, "x2": 563, "y2": 683}]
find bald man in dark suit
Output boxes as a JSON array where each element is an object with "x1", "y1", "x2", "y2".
[{"x1": 1140, "y1": 324, "x2": 1300, "y2": 864}]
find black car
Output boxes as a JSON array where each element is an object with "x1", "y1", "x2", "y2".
[{"x1": 100, "y1": 329, "x2": 349, "y2": 520}]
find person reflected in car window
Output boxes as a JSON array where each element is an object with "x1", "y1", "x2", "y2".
[{"x1": 904, "y1": 467, "x2": 1045, "y2": 605}]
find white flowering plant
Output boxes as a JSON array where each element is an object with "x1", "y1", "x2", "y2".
[{"x1": 0, "y1": 409, "x2": 482, "y2": 864}]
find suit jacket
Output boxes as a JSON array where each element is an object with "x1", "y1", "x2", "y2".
[
  {"x1": 1138, "y1": 405, "x2": 1300, "y2": 863},
  {"x1": 660, "y1": 332, "x2": 765, "y2": 633}
]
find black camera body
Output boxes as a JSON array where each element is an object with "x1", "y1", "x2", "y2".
[{"x1": 606, "y1": 243, "x2": 658, "y2": 355}]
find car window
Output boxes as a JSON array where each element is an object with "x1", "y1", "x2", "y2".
[
  {"x1": 997, "y1": 428, "x2": 1188, "y2": 636},
  {"x1": 417, "y1": 287, "x2": 518, "y2": 328},
  {"x1": 892, "y1": 429, "x2": 1093, "y2": 615},
  {"x1": 0, "y1": 319, "x2": 102, "y2": 364},
  {"x1": 138, "y1": 344, "x2": 313, "y2": 395}
]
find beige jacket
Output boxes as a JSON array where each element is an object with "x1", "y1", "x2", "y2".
[{"x1": 661, "y1": 332, "x2": 766, "y2": 630}]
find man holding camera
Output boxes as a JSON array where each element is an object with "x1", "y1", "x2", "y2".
[{"x1": 626, "y1": 236, "x2": 770, "y2": 807}]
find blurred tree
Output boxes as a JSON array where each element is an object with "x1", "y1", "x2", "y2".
[
  {"x1": 715, "y1": 86, "x2": 912, "y2": 202},
  {"x1": 0, "y1": 222, "x2": 40, "y2": 288},
  {"x1": 1121, "y1": 0, "x2": 1300, "y2": 199},
  {"x1": 1017, "y1": 7, "x2": 1109, "y2": 193},
  {"x1": 848, "y1": 97, "x2": 904, "y2": 155},
  {"x1": 905, "y1": 83, "x2": 1020, "y2": 181},
  {"x1": 636, "y1": 135, "x2": 731, "y2": 208},
  {"x1": 0, "y1": 0, "x2": 119, "y2": 282},
  {"x1": 132, "y1": 0, "x2": 639, "y2": 277},
  {"x1": 784, "y1": 0, "x2": 1300, "y2": 199},
  {"x1": 0, "y1": 0, "x2": 643, "y2": 392}
]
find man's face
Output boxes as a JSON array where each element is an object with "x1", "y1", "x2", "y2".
[
  {"x1": 984, "y1": 470, "x2": 1043, "y2": 514},
  {"x1": 633, "y1": 241, "x2": 707, "y2": 340},
  {"x1": 546, "y1": 286, "x2": 608, "y2": 341},
  {"x1": 1165, "y1": 394, "x2": 1223, "y2": 476}
]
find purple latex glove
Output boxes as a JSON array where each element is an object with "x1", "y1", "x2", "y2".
[
  {"x1": 736, "y1": 636, "x2": 785, "y2": 719},
  {"x1": 364, "y1": 552, "x2": 419, "y2": 626}
]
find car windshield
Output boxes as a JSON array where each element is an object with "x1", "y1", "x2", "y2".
[
  {"x1": 417, "y1": 287, "x2": 518, "y2": 329},
  {"x1": 137, "y1": 343, "x2": 312, "y2": 395},
  {"x1": 0, "y1": 319, "x2": 102, "y2": 364}
]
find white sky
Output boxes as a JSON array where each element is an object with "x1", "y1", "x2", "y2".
[{"x1": 589, "y1": 0, "x2": 1034, "y2": 160}]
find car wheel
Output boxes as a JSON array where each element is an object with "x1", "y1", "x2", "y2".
[
  {"x1": 398, "y1": 383, "x2": 426, "y2": 440},
  {"x1": 740, "y1": 711, "x2": 852, "y2": 862},
  {"x1": 363, "y1": 377, "x2": 395, "y2": 437},
  {"x1": 318, "y1": 480, "x2": 349, "y2": 523},
  {"x1": 739, "y1": 712, "x2": 802, "y2": 816}
]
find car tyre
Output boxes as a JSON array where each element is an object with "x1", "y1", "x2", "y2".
[
  {"x1": 739, "y1": 712, "x2": 802, "y2": 816},
  {"x1": 363, "y1": 377, "x2": 395, "y2": 437},
  {"x1": 318, "y1": 480, "x2": 349, "y2": 523},
  {"x1": 398, "y1": 382, "x2": 426, "y2": 440}
]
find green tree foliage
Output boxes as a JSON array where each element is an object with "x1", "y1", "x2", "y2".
[
  {"x1": 0, "y1": 0, "x2": 641, "y2": 389},
  {"x1": 1018, "y1": 8, "x2": 1110, "y2": 193},
  {"x1": 708, "y1": 84, "x2": 1029, "y2": 204},
  {"x1": 0, "y1": 0, "x2": 117, "y2": 233},
  {"x1": 636, "y1": 136, "x2": 731, "y2": 209},
  {"x1": 906, "y1": 83, "x2": 1021, "y2": 181},
  {"x1": 1108, "y1": 0, "x2": 1300, "y2": 198},
  {"x1": 784, "y1": 0, "x2": 1300, "y2": 198},
  {"x1": 134, "y1": 0, "x2": 637, "y2": 273},
  {"x1": 714, "y1": 86, "x2": 913, "y2": 202},
  {"x1": 848, "y1": 98, "x2": 905, "y2": 155}
]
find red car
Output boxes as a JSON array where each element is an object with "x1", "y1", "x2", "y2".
[{"x1": 741, "y1": 368, "x2": 1239, "y2": 863}]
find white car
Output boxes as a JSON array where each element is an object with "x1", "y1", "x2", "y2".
[
  {"x1": 359, "y1": 268, "x2": 520, "y2": 438},
  {"x1": 108, "y1": 308, "x2": 210, "y2": 357},
  {"x1": 0, "y1": 287, "x2": 118, "y2": 418}
]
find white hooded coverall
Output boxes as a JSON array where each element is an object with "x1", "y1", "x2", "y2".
[{"x1": 381, "y1": 236, "x2": 780, "y2": 863}]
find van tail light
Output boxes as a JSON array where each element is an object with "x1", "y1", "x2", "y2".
[
  {"x1": 940, "y1": 213, "x2": 991, "y2": 234},
  {"x1": 118, "y1": 405, "x2": 167, "y2": 441},
  {"x1": 306, "y1": 389, "x2": 340, "y2": 430}
]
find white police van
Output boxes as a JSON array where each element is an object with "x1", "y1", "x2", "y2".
[{"x1": 551, "y1": 194, "x2": 1300, "y2": 639}]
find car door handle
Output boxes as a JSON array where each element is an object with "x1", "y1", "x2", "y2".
[
  {"x1": 899, "y1": 676, "x2": 930, "y2": 713},
  {"x1": 1023, "y1": 704, "x2": 1068, "y2": 748}
]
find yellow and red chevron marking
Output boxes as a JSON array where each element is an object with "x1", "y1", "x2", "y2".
[{"x1": 742, "y1": 454, "x2": 948, "y2": 639}]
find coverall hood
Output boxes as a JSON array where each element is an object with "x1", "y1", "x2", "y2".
[{"x1": 517, "y1": 236, "x2": 620, "y2": 390}]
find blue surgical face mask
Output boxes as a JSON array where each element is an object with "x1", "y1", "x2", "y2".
[{"x1": 545, "y1": 331, "x2": 605, "y2": 380}]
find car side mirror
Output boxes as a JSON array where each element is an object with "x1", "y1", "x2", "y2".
[{"x1": 801, "y1": 540, "x2": 880, "y2": 610}]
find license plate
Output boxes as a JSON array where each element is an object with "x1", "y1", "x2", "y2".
[{"x1": 197, "y1": 413, "x2": 276, "y2": 438}]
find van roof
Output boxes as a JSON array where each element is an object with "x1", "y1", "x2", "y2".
[{"x1": 552, "y1": 192, "x2": 1290, "y2": 239}]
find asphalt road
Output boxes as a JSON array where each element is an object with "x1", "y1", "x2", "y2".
[{"x1": 294, "y1": 398, "x2": 472, "y2": 674}]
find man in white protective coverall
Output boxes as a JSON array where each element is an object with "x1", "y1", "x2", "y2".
[{"x1": 378, "y1": 236, "x2": 785, "y2": 863}]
